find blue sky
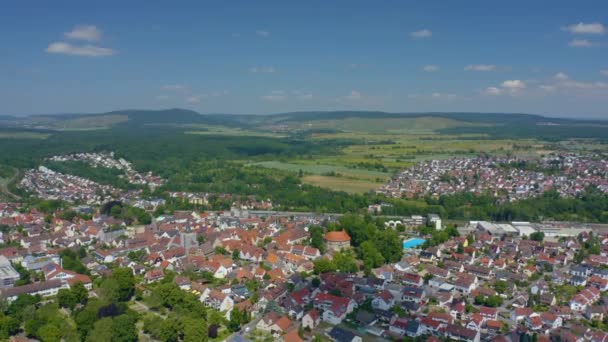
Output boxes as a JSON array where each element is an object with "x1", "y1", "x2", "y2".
[{"x1": 1, "y1": 1, "x2": 607, "y2": 118}]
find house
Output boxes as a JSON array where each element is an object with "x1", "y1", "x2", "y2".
[
  {"x1": 144, "y1": 269, "x2": 164, "y2": 283},
  {"x1": 327, "y1": 327, "x2": 362, "y2": 342},
  {"x1": 404, "y1": 320, "x2": 422, "y2": 337},
  {"x1": 270, "y1": 316, "x2": 292, "y2": 337},
  {"x1": 302, "y1": 309, "x2": 321, "y2": 330},
  {"x1": 282, "y1": 330, "x2": 303, "y2": 342},
  {"x1": 371, "y1": 290, "x2": 395, "y2": 311},
  {"x1": 585, "y1": 305, "x2": 608, "y2": 321},
  {"x1": 200, "y1": 289, "x2": 234, "y2": 317},
  {"x1": 426, "y1": 265, "x2": 450, "y2": 279},
  {"x1": 312, "y1": 292, "x2": 356, "y2": 325},
  {"x1": 389, "y1": 318, "x2": 409, "y2": 336},
  {"x1": 402, "y1": 286, "x2": 425, "y2": 303},
  {"x1": 479, "y1": 306, "x2": 498, "y2": 321},
  {"x1": 257, "y1": 312, "x2": 291, "y2": 337},
  {"x1": 525, "y1": 314, "x2": 543, "y2": 331},
  {"x1": 400, "y1": 272, "x2": 423, "y2": 287},
  {"x1": 511, "y1": 308, "x2": 534, "y2": 322},
  {"x1": 0, "y1": 279, "x2": 67, "y2": 302},
  {"x1": 445, "y1": 324, "x2": 480, "y2": 342},
  {"x1": 0, "y1": 256, "x2": 19, "y2": 288},
  {"x1": 466, "y1": 314, "x2": 483, "y2": 331},
  {"x1": 570, "y1": 287, "x2": 601, "y2": 312},
  {"x1": 453, "y1": 276, "x2": 477, "y2": 295},
  {"x1": 540, "y1": 312, "x2": 562, "y2": 329},
  {"x1": 323, "y1": 231, "x2": 351, "y2": 252}
]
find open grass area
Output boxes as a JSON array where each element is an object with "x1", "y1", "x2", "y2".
[
  {"x1": 302, "y1": 175, "x2": 381, "y2": 193},
  {"x1": 249, "y1": 161, "x2": 390, "y2": 178}
]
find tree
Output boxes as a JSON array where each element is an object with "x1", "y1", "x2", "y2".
[
  {"x1": 229, "y1": 307, "x2": 245, "y2": 332},
  {"x1": 374, "y1": 229, "x2": 403, "y2": 263},
  {"x1": 360, "y1": 241, "x2": 384, "y2": 272},
  {"x1": 333, "y1": 250, "x2": 358, "y2": 273},
  {"x1": 494, "y1": 280, "x2": 508, "y2": 293},
  {"x1": 313, "y1": 258, "x2": 335, "y2": 275},
  {"x1": 37, "y1": 323, "x2": 61, "y2": 342},
  {"x1": 112, "y1": 315, "x2": 138, "y2": 342},
  {"x1": 71, "y1": 281, "x2": 89, "y2": 305},
  {"x1": 159, "y1": 318, "x2": 178, "y2": 342},
  {"x1": 0, "y1": 315, "x2": 20, "y2": 339},
  {"x1": 87, "y1": 318, "x2": 114, "y2": 342},
  {"x1": 309, "y1": 226, "x2": 326, "y2": 253},
  {"x1": 57, "y1": 289, "x2": 77, "y2": 309},
  {"x1": 530, "y1": 232, "x2": 545, "y2": 242},
  {"x1": 183, "y1": 318, "x2": 208, "y2": 342},
  {"x1": 112, "y1": 268, "x2": 135, "y2": 301},
  {"x1": 232, "y1": 249, "x2": 240, "y2": 261}
]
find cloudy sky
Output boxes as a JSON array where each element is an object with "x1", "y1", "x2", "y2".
[{"x1": 1, "y1": 0, "x2": 607, "y2": 118}]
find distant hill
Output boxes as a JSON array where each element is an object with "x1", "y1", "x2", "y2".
[{"x1": 1, "y1": 109, "x2": 606, "y2": 139}]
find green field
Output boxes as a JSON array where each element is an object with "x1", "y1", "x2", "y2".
[
  {"x1": 249, "y1": 161, "x2": 389, "y2": 178},
  {"x1": 0, "y1": 131, "x2": 50, "y2": 139},
  {"x1": 276, "y1": 116, "x2": 491, "y2": 134},
  {"x1": 302, "y1": 175, "x2": 381, "y2": 193}
]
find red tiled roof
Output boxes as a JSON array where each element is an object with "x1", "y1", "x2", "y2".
[{"x1": 323, "y1": 230, "x2": 351, "y2": 242}]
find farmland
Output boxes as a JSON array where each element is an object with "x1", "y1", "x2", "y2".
[
  {"x1": 0, "y1": 131, "x2": 50, "y2": 139},
  {"x1": 302, "y1": 175, "x2": 382, "y2": 194}
]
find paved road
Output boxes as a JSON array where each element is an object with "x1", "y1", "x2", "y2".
[{"x1": 0, "y1": 168, "x2": 21, "y2": 200}]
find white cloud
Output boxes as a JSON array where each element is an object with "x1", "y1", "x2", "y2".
[
  {"x1": 431, "y1": 92, "x2": 456, "y2": 100},
  {"x1": 559, "y1": 80, "x2": 608, "y2": 89},
  {"x1": 465, "y1": 64, "x2": 496, "y2": 71},
  {"x1": 562, "y1": 22, "x2": 605, "y2": 35},
  {"x1": 256, "y1": 30, "x2": 270, "y2": 37},
  {"x1": 539, "y1": 85, "x2": 556, "y2": 92},
  {"x1": 569, "y1": 39, "x2": 593, "y2": 47},
  {"x1": 250, "y1": 66, "x2": 276, "y2": 73},
  {"x1": 501, "y1": 80, "x2": 526, "y2": 91},
  {"x1": 261, "y1": 95, "x2": 285, "y2": 102},
  {"x1": 410, "y1": 29, "x2": 432, "y2": 39},
  {"x1": 298, "y1": 94, "x2": 313, "y2": 100},
  {"x1": 156, "y1": 95, "x2": 170, "y2": 100},
  {"x1": 601, "y1": 69, "x2": 608, "y2": 76},
  {"x1": 65, "y1": 25, "x2": 102, "y2": 42},
  {"x1": 554, "y1": 72, "x2": 569, "y2": 81},
  {"x1": 210, "y1": 90, "x2": 228, "y2": 97},
  {"x1": 422, "y1": 65, "x2": 439, "y2": 72},
  {"x1": 483, "y1": 80, "x2": 526, "y2": 96},
  {"x1": 45, "y1": 42, "x2": 114, "y2": 57},
  {"x1": 186, "y1": 94, "x2": 208, "y2": 103},
  {"x1": 345, "y1": 90, "x2": 362, "y2": 100},
  {"x1": 483, "y1": 87, "x2": 502, "y2": 96},
  {"x1": 161, "y1": 84, "x2": 186, "y2": 91}
]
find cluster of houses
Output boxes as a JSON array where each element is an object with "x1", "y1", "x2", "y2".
[
  {"x1": 19, "y1": 166, "x2": 126, "y2": 205},
  {"x1": 4, "y1": 198, "x2": 608, "y2": 341},
  {"x1": 47, "y1": 152, "x2": 165, "y2": 189},
  {"x1": 378, "y1": 153, "x2": 608, "y2": 201}
]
